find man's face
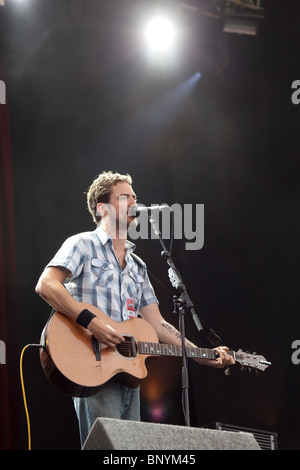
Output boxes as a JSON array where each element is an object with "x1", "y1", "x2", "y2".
[{"x1": 98, "y1": 182, "x2": 138, "y2": 231}]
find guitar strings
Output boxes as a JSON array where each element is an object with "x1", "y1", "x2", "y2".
[{"x1": 114, "y1": 341, "x2": 214, "y2": 359}]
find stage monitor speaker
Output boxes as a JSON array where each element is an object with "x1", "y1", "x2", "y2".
[
  {"x1": 82, "y1": 418, "x2": 261, "y2": 450},
  {"x1": 212, "y1": 422, "x2": 278, "y2": 450}
]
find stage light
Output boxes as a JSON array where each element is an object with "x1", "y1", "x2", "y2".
[
  {"x1": 144, "y1": 16, "x2": 177, "y2": 54},
  {"x1": 223, "y1": 15, "x2": 261, "y2": 35},
  {"x1": 222, "y1": 1, "x2": 264, "y2": 36}
]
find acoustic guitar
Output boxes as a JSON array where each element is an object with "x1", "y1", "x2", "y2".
[{"x1": 40, "y1": 303, "x2": 271, "y2": 397}]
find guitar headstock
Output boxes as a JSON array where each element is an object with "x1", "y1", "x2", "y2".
[{"x1": 235, "y1": 349, "x2": 271, "y2": 374}]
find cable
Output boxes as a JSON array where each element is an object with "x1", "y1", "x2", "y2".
[{"x1": 20, "y1": 343, "x2": 42, "y2": 451}]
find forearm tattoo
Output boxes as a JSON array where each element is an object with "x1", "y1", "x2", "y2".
[
  {"x1": 161, "y1": 322, "x2": 182, "y2": 341},
  {"x1": 161, "y1": 321, "x2": 195, "y2": 349}
]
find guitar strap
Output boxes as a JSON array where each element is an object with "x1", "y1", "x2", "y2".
[{"x1": 130, "y1": 252, "x2": 146, "y2": 268}]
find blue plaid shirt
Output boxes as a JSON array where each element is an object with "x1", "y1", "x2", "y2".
[{"x1": 47, "y1": 226, "x2": 158, "y2": 322}]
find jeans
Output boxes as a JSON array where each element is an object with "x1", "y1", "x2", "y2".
[{"x1": 73, "y1": 382, "x2": 141, "y2": 446}]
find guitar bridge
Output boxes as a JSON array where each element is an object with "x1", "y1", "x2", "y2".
[{"x1": 92, "y1": 336, "x2": 101, "y2": 361}]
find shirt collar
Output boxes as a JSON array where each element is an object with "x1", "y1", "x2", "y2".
[{"x1": 94, "y1": 226, "x2": 136, "y2": 253}]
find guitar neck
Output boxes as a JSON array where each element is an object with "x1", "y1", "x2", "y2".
[{"x1": 138, "y1": 341, "x2": 231, "y2": 361}]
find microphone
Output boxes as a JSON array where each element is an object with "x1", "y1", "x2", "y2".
[{"x1": 129, "y1": 204, "x2": 170, "y2": 217}]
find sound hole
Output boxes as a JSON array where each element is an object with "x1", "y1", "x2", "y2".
[{"x1": 116, "y1": 335, "x2": 138, "y2": 358}]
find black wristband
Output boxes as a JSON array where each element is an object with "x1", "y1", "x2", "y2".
[{"x1": 76, "y1": 309, "x2": 96, "y2": 329}]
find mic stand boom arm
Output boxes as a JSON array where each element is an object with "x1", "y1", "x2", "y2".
[
  {"x1": 149, "y1": 214, "x2": 209, "y2": 427},
  {"x1": 149, "y1": 215, "x2": 203, "y2": 330}
]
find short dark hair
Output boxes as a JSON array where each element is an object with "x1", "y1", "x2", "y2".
[{"x1": 86, "y1": 171, "x2": 133, "y2": 224}]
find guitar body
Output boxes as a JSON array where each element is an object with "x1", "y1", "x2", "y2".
[
  {"x1": 40, "y1": 303, "x2": 271, "y2": 397},
  {"x1": 40, "y1": 303, "x2": 158, "y2": 397}
]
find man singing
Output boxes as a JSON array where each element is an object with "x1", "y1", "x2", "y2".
[{"x1": 36, "y1": 170, "x2": 234, "y2": 445}]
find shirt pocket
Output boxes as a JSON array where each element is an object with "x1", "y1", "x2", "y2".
[
  {"x1": 126, "y1": 270, "x2": 145, "y2": 306},
  {"x1": 90, "y1": 259, "x2": 114, "y2": 287}
]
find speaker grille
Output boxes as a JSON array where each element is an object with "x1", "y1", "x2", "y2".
[{"x1": 212, "y1": 422, "x2": 278, "y2": 450}]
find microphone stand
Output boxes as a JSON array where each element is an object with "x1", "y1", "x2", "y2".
[{"x1": 148, "y1": 213, "x2": 207, "y2": 427}]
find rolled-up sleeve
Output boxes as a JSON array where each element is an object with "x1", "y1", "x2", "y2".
[
  {"x1": 47, "y1": 235, "x2": 86, "y2": 281},
  {"x1": 139, "y1": 269, "x2": 159, "y2": 308}
]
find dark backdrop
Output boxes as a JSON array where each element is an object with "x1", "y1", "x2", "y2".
[{"x1": 0, "y1": 0, "x2": 299, "y2": 450}]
